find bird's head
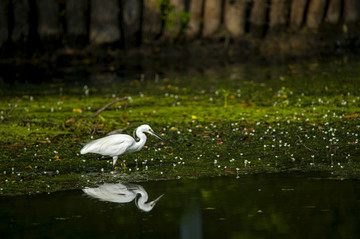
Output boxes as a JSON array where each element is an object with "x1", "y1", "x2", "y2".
[
  {"x1": 138, "y1": 194, "x2": 165, "y2": 212},
  {"x1": 138, "y1": 124, "x2": 164, "y2": 141}
]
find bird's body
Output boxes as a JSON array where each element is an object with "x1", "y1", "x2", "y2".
[
  {"x1": 83, "y1": 182, "x2": 164, "y2": 212},
  {"x1": 83, "y1": 182, "x2": 136, "y2": 203},
  {"x1": 80, "y1": 134, "x2": 142, "y2": 157},
  {"x1": 80, "y1": 124, "x2": 163, "y2": 166}
]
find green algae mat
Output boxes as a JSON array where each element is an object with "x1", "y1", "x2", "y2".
[{"x1": 1, "y1": 58, "x2": 359, "y2": 195}]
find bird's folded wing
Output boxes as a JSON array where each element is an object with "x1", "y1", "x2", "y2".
[{"x1": 80, "y1": 134, "x2": 134, "y2": 156}]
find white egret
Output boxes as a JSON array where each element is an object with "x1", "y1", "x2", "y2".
[
  {"x1": 83, "y1": 182, "x2": 164, "y2": 212},
  {"x1": 80, "y1": 124, "x2": 163, "y2": 166}
]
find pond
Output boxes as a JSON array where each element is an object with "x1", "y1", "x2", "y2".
[
  {"x1": 1, "y1": 173, "x2": 360, "y2": 238},
  {"x1": 1, "y1": 55, "x2": 360, "y2": 238}
]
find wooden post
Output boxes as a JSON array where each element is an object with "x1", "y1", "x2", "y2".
[
  {"x1": 0, "y1": 0, "x2": 9, "y2": 47},
  {"x1": 202, "y1": 0, "x2": 222, "y2": 37},
  {"x1": 306, "y1": 0, "x2": 327, "y2": 29},
  {"x1": 289, "y1": 0, "x2": 308, "y2": 29},
  {"x1": 122, "y1": 0, "x2": 141, "y2": 46},
  {"x1": 249, "y1": 0, "x2": 268, "y2": 37},
  {"x1": 224, "y1": 0, "x2": 247, "y2": 38},
  {"x1": 90, "y1": 0, "x2": 121, "y2": 45},
  {"x1": 186, "y1": 0, "x2": 203, "y2": 39},
  {"x1": 164, "y1": 0, "x2": 186, "y2": 39},
  {"x1": 170, "y1": 0, "x2": 184, "y2": 9},
  {"x1": 11, "y1": 0, "x2": 31, "y2": 43},
  {"x1": 66, "y1": 0, "x2": 87, "y2": 36},
  {"x1": 142, "y1": 0, "x2": 162, "y2": 44},
  {"x1": 344, "y1": 0, "x2": 360, "y2": 23},
  {"x1": 325, "y1": 0, "x2": 341, "y2": 24},
  {"x1": 269, "y1": 0, "x2": 290, "y2": 32},
  {"x1": 36, "y1": 0, "x2": 62, "y2": 39}
]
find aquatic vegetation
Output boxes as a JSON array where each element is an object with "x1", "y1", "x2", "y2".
[{"x1": 0, "y1": 58, "x2": 360, "y2": 195}]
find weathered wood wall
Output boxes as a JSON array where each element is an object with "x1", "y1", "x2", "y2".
[{"x1": 0, "y1": 0, "x2": 360, "y2": 52}]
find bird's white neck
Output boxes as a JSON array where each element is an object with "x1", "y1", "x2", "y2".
[
  {"x1": 133, "y1": 130, "x2": 147, "y2": 151},
  {"x1": 135, "y1": 190, "x2": 151, "y2": 211}
]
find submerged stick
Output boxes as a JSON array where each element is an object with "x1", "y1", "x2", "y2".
[
  {"x1": 81, "y1": 97, "x2": 128, "y2": 121},
  {"x1": 296, "y1": 135, "x2": 315, "y2": 152},
  {"x1": 1, "y1": 99, "x2": 21, "y2": 123}
]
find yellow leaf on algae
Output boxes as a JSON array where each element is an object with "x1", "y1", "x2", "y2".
[
  {"x1": 72, "y1": 108, "x2": 82, "y2": 113},
  {"x1": 66, "y1": 118, "x2": 76, "y2": 124},
  {"x1": 344, "y1": 113, "x2": 358, "y2": 119},
  {"x1": 204, "y1": 207, "x2": 216, "y2": 210},
  {"x1": 54, "y1": 155, "x2": 62, "y2": 161},
  {"x1": 240, "y1": 102, "x2": 250, "y2": 107}
]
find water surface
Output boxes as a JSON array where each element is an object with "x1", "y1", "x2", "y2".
[{"x1": 1, "y1": 173, "x2": 360, "y2": 238}]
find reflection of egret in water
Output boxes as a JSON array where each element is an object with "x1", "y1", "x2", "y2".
[{"x1": 83, "y1": 182, "x2": 164, "y2": 212}]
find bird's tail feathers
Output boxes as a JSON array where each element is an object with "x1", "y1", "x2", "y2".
[{"x1": 80, "y1": 147, "x2": 88, "y2": 154}]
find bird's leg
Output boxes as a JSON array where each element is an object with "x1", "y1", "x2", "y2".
[{"x1": 112, "y1": 156, "x2": 118, "y2": 167}]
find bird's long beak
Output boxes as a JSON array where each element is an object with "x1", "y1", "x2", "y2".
[
  {"x1": 150, "y1": 194, "x2": 165, "y2": 207},
  {"x1": 150, "y1": 130, "x2": 164, "y2": 141}
]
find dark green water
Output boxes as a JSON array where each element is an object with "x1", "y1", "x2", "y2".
[{"x1": 1, "y1": 173, "x2": 360, "y2": 239}]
